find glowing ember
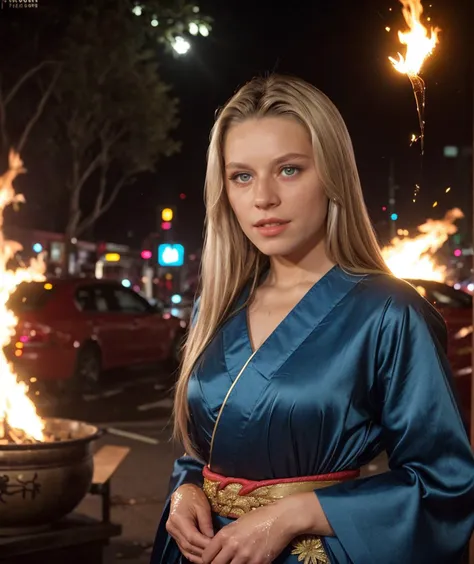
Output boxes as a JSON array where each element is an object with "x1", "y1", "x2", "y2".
[
  {"x1": 381, "y1": 208, "x2": 463, "y2": 281},
  {"x1": 389, "y1": 0, "x2": 440, "y2": 154},
  {"x1": 0, "y1": 151, "x2": 45, "y2": 443}
]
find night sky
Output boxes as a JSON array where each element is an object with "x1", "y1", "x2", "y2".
[{"x1": 8, "y1": 0, "x2": 474, "y2": 252}]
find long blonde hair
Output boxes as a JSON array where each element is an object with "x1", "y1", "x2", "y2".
[{"x1": 174, "y1": 74, "x2": 391, "y2": 458}]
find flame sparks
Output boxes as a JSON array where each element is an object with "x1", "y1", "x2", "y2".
[
  {"x1": 389, "y1": 0, "x2": 440, "y2": 154},
  {"x1": 0, "y1": 151, "x2": 45, "y2": 442},
  {"x1": 381, "y1": 208, "x2": 463, "y2": 281},
  {"x1": 388, "y1": 0, "x2": 439, "y2": 76}
]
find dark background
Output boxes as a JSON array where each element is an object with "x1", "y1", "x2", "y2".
[{"x1": 5, "y1": 0, "x2": 474, "y2": 251}]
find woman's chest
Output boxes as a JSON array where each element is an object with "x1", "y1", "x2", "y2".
[
  {"x1": 188, "y1": 327, "x2": 380, "y2": 477},
  {"x1": 247, "y1": 287, "x2": 314, "y2": 351},
  {"x1": 189, "y1": 319, "x2": 380, "y2": 439}
]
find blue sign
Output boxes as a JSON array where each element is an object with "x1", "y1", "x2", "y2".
[{"x1": 158, "y1": 244, "x2": 184, "y2": 267}]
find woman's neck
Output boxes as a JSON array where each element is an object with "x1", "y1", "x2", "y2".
[{"x1": 264, "y1": 243, "x2": 336, "y2": 290}]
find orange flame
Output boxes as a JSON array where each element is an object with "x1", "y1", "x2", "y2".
[
  {"x1": 389, "y1": 0, "x2": 440, "y2": 76},
  {"x1": 381, "y1": 208, "x2": 463, "y2": 281},
  {"x1": 0, "y1": 151, "x2": 45, "y2": 442}
]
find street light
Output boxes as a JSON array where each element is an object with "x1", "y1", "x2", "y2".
[
  {"x1": 132, "y1": 4, "x2": 143, "y2": 16},
  {"x1": 199, "y1": 24, "x2": 209, "y2": 37},
  {"x1": 171, "y1": 36, "x2": 191, "y2": 55}
]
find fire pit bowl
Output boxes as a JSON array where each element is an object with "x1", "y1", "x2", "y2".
[{"x1": 0, "y1": 417, "x2": 101, "y2": 536}]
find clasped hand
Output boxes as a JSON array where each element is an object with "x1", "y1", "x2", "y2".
[{"x1": 166, "y1": 484, "x2": 296, "y2": 564}]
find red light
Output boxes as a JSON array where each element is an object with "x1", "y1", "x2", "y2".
[
  {"x1": 382, "y1": 206, "x2": 387, "y2": 211},
  {"x1": 141, "y1": 250, "x2": 152, "y2": 260},
  {"x1": 454, "y1": 249, "x2": 462, "y2": 257},
  {"x1": 161, "y1": 221, "x2": 172, "y2": 230},
  {"x1": 18, "y1": 325, "x2": 50, "y2": 345},
  {"x1": 179, "y1": 193, "x2": 186, "y2": 200}
]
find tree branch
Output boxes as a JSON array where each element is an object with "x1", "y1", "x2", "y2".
[
  {"x1": 76, "y1": 174, "x2": 129, "y2": 236},
  {"x1": 4, "y1": 60, "x2": 60, "y2": 107},
  {"x1": 72, "y1": 124, "x2": 125, "y2": 196},
  {"x1": 16, "y1": 64, "x2": 63, "y2": 154},
  {"x1": 75, "y1": 151, "x2": 103, "y2": 194}
]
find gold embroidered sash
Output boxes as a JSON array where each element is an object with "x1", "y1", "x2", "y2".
[{"x1": 202, "y1": 466, "x2": 360, "y2": 564}]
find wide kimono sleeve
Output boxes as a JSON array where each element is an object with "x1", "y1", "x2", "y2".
[
  {"x1": 317, "y1": 297, "x2": 474, "y2": 564},
  {"x1": 151, "y1": 454, "x2": 205, "y2": 563},
  {"x1": 151, "y1": 297, "x2": 204, "y2": 563}
]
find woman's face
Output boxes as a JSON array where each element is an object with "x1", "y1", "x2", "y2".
[{"x1": 224, "y1": 116, "x2": 329, "y2": 259}]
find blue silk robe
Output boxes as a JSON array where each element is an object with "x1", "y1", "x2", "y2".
[{"x1": 152, "y1": 267, "x2": 474, "y2": 563}]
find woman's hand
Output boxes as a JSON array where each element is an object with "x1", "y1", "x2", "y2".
[
  {"x1": 166, "y1": 483, "x2": 215, "y2": 563},
  {"x1": 201, "y1": 491, "x2": 333, "y2": 564},
  {"x1": 201, "y1": 500, "x2": 295, "y2": 564}
]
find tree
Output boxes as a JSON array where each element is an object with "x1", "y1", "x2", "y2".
[
  {"x1": 0, "y1": 0, "x2": 211, "y2": 272},
  {"x1": 45, "y1": 0, "x2": 211, "y2": 273},
  {"x1": 0, "y1": 4, "x2": 62, "y2": 173},
  {"x1": 0, "y1": 62, "x2": 61, "y2": 169},
  {"x1": 131, "y1": 0, "x2": 212, "y2": 55}
]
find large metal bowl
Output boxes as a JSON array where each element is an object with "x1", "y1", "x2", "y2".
[{"x1": 0, "y1": 418, "x2": 100, "y2": 536}]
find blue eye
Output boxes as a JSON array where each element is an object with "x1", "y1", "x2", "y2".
[
  {"x1": 281, "y1": 167, "x2": 299, "y2": 177},
  {"x1": 233, "y1": 173, "x2": 252, "y2": 183}
]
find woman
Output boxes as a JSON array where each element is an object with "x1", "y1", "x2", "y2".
[{"x1": 152, "y1": 74, "x2": 474, "y2": 564}]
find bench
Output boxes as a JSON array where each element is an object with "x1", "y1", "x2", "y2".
[{"x1": 89, "y1": 444, "x2": 130, "y2": 522}]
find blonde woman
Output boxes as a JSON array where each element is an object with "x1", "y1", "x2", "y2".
[{"x1": 151, "y1": 75, "x2": 474, "y2": 564}]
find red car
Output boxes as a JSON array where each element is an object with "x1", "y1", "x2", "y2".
[
  {"x1": 5, "y1": 278, "x2": 186, "y2": 392},
  {"x1": 406, "y1": 279, "x2": 472, "y2": 426}
]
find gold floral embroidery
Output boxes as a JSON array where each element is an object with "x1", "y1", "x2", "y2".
[
  {"x1": 291, "y1": 536, "x2": 329, "y2": 564},
  {"x1": 202, "y1": 478, "x2": 275, "y2": 517},
  {"x1": 202, "y1": 477, "x2": 340, "y2": 518}
]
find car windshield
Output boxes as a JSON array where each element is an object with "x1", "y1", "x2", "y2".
[{"x1": 7, "y1": 281, "x2": 56, "y2": 312}]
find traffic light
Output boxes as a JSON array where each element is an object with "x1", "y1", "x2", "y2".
[
  {"x1": 162, "y1": 208, "x2": 173, "y2": 222},
  {"x1": 159, "y1": 207, "x2": 176, "y2": 232},
  {"x1": 141, "y1": 250, "x2": 152, "y2": 260},
  {"x1": 454, "y1": 249, "x2": 462, "y2": 257},
  {"x1": 390, "y1": 213, "x2": 398, "y2": 221}
]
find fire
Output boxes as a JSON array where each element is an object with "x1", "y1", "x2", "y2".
[
  {"x1": 0, "y1": 151, "x2": 45, "y2": 443},
  {"x1": 388, "y1": 0, "x2": 440, "y2": 76},
  {"x1": 381, "y1": 208, "x2": 463, "y2": 281},
  {"x1": 388, "y1": 0, "x2": 440, "y2": 154}
]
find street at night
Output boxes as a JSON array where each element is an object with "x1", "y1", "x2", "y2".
[{"x1": 0, "y1": 0, "x2": 472, "y2": 562}]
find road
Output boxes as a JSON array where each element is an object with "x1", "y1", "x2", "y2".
[
  {"x1": 30, "y1": 364, "x2": 388, "y2": 564},
  {"x1": 36, "y1": 364, "x2": 176, "y2": 424}
]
